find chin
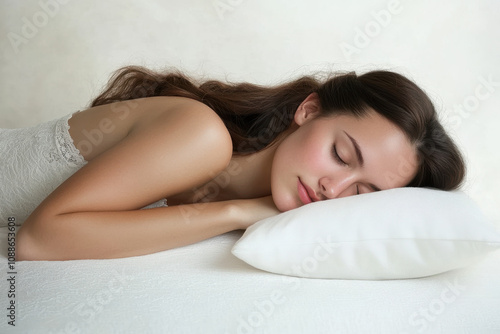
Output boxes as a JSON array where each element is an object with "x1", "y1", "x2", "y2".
[{"x1": 272, "y1": 194, "x2": 301, "y2": 212}]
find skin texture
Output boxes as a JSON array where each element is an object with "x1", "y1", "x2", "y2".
[
  {"x1": 270, "y1": 93, "x2": 418, "y2": 211},
  {"x1": 15, "y1": 95, "x2": 418, "y2": 260}
]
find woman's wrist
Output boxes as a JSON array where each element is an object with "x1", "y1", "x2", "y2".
[
  {"x1": 222, "y1": 199, "x2": 249, "y2": 230},
  {"x1": 225, "y1": 197, "x2": 280, "y2": 230}
]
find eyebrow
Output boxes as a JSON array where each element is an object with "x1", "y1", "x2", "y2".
[
  {"x1": 343, "y1": 131, "x2": 382, "y2": 192},
  {"x1": 344, "y1": 131, "x2": 364, "y2": 167}
]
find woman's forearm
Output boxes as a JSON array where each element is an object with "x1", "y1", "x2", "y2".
[{"x1": 16, "y1": 201, "x2": 243, "y2": 261}]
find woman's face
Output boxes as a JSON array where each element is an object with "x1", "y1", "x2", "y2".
[{"x1": 270, "y1": 94, "x2": 418, "y2": 212}]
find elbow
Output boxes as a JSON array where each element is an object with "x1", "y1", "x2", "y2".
[
  {"x1": 16, "y1": 217, "x2": 54, "y2": 261},
  {"x1": 16, "y1": 226, "x2": 36, "y2": 261}
]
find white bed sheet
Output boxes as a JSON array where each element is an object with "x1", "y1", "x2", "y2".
[
  {"x1": 1, "y1": 1, "x2": 499, "y2": 333},
  {"x1": 1, "y1": 227, "x2": 499, "y2": 334}
]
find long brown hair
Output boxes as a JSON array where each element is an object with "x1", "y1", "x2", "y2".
[{"x1": 91, "y1": 66, "x2": 465, "y2": 190}]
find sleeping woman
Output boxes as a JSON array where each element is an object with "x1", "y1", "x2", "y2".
[{"x1": 0, "y1": 66, "x2": 465, "y2": 261}]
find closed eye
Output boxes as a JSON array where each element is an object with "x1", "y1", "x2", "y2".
[{"x1": 333, "y1": 145, "x2": 347, "y2": 166}]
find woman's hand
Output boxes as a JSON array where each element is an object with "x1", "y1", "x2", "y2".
[{"x1": 230, "y1": 196, "x2": 281, "y2": 230}]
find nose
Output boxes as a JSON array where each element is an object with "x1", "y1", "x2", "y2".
[{"x1": 318, "y1": 175, "x2": 352, "y2": 199}]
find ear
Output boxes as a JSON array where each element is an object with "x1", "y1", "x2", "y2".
[{"x1": 294, "y1": 93, "x2": 321, "y2": 126}]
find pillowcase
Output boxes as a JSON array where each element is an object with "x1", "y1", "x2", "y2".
[{"x1": 231, "y1": 187, "x2": 500, "y2": 280}]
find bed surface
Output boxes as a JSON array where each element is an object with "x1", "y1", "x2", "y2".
[
  {"x1": 1, "y1": 0, "x2": 499, "y2": 333},
  {"x1": 1, "y1": 227, "x2": 499, "y2": 334}
]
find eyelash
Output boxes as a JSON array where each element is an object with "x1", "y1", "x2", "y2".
[
  {"x1": 333, "y1": 145, "x2": 359, "y2": 195},
  {"x1": 333, "y1": 145, "x2": 347, "y2": 166}
]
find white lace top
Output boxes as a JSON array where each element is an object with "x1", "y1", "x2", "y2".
[{"x1": 0, "y1": 112, "x2": 166, "y2": 226}]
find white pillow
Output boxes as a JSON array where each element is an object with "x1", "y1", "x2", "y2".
[{"x1": 231, "y1": 187, "x2": 500, "y2": 280}]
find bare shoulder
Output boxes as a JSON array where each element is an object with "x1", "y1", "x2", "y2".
[
  {"x1": 38, "y1": 96, "x2": 233, "y2": 215},
  {"x1": 70, "y1": 96, "x2": 232, "y2": 161},
  {"x1": 132, "y1": 96, "x2": 233, "y2": 156},
  {"x1": 129, "y1": 97, "x2": 234, "y2": 167},
  {"x1": 132, "y1": 96, "x2": 230, "y2": 137}
]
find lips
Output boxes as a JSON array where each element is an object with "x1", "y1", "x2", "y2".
[
  {"x1": 297, "y1": 179, "x2": 311, "y2": 205},
  {"x1": 298, "y1": 178, "x2": 318, "y2": 205}
]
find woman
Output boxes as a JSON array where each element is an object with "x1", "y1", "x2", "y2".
[{"x1": 2, "y1": 66, "x2": 465, "y2": 261}]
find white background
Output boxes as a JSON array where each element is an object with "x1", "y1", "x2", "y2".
[{"x1": 1, "y1": 0, "x2": 499, "y2": 224}]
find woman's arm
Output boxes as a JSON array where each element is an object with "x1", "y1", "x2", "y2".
[
  {"x1": 17, "y1": 201, "x2": 242, "y2": 261},
  {"x1": 16, "y1": 98, "x2": 246, "y2": 260}
]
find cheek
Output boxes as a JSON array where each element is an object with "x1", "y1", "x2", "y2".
[
  {"x1": 297, "y1": 134, "x2": 332, "y2": 173},
  {"x1": 296, "y1": 149, "x2": 327, "y2": 173},
  {"x1": 291, "y1": 127, "x2": 323, "y2": 158},
  {"x1": 274, "y1": 131, "x2": 311, "y2": 169}
]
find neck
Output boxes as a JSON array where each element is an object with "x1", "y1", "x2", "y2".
[
  {"x1": 222, "y1": 143, "x2": 279, "y2": 200},
  {"x1": 167, "y1": 134, "x2": 286, "y2": 206}
]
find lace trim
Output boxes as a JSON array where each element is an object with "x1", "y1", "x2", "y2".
[
  {"x1": 54, "y1": 112, "x2": 166, "y2": 209},
  {"x1": 142, "y1": 198, "x2": 168, "y2": 209},
  {"x1": 55, "y1": 112, "x2": 87, "y2": 167},
  {"x1": 0, "y1": 112, "x2": 168, "y2": 226}
]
